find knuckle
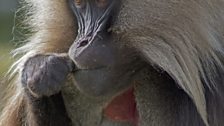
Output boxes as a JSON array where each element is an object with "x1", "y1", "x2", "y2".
[
  {"x1": 27, "y1": 78, "x2": 35, "y2": 86},
  {"x1": 21, "y1": 53, "x2": 70, "y2": 97}
]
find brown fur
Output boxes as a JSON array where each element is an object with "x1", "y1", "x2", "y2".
[
  {"x1": 0, "y1": 0, "x2": 76, "y2": 125},
  {"x1": 1, "y1": 0, "x2": 224, "y2": 126}
]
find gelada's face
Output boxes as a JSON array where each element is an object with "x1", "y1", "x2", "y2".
[{"x1": 68, "y1": 0, "x2": 142, "y2": 97}]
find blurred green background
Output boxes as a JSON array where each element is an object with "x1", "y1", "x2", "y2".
[{"x1": 0, "y1": 0, "x2": 18, "y2": 77}]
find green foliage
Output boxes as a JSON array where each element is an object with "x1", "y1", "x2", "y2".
[
  {"x1": 0, "y1": 13, "x2": 14, "y2": 77},
  {"x1": 0, "y1": 14, "x2": 15, "y2": 43}
]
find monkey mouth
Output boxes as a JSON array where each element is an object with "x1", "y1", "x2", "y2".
[
  {"x1": 71, "y1": 63, "x2": 140, "y2": 125},
  {"x1": 103, "y1": 87, "x2": 139, "y2": 126},
  {"x1": 71, "y1": 65, "x2": 107, "y2": 72}
]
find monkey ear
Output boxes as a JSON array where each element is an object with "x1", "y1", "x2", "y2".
[{"x1": 134, "y1": 37, "x2": 208, "y2": 125}]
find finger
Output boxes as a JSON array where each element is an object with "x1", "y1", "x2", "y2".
[{"x1": 27, "y1": 69, "x2": 44, "y2": 98}]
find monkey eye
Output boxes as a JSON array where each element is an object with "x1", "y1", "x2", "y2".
[{"x1": 96, "y1": 0, "x2": 108, "y2": 8}]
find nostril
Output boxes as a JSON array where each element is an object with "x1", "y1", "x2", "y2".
[{"x1": 78, "y1": 40, "x2": 89, "y2": 48}]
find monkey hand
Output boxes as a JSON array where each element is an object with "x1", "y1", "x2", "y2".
[{"x1": 21, "y1": 54, "x2": 74, "y2": 98}]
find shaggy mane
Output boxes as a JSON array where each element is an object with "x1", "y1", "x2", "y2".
[{"x1": 1, "y1": 0, "x2": 224, "y2": 126}]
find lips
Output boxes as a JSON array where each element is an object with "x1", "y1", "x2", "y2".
[{"x1": 73, "y1": 66, "x2": 107, "y2": 72}]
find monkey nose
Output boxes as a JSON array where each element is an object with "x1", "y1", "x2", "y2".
[
  {"x1": 77, "y1": 39, "x2": 89, "y2": 48},
  {"x1": 68, "y1": 49, "x2": 80, "y2": 72},
  {"x1": 68, "y1": 39, "x2": 83, "y2": 63}
]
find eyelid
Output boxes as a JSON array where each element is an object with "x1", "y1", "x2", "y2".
[
  {"x1": 74, "y1": 0, "x2": 86, "y2": 9},
  {"x1": 96, "y1": 0, "x2": 108, "y2": 7},
  {"x1": 75, "y1": 0, "x2": 82, "y2": 5}
]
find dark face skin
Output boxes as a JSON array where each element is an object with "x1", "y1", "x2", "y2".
[{"x1": 68, "y1": 0, "x2": 142, "y2": 97}]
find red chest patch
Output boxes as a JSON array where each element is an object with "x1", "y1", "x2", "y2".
[{"x1": 103, "y1": 88, "x2": 139, "y2": 126}]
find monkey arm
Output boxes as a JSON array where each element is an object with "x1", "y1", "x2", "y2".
[
  {"x1": 24, "y1": 92, "x2": 72, "y2": 126},
  {"x1": 21, "y1": 54, "x2": 74, "y2": 126}
]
